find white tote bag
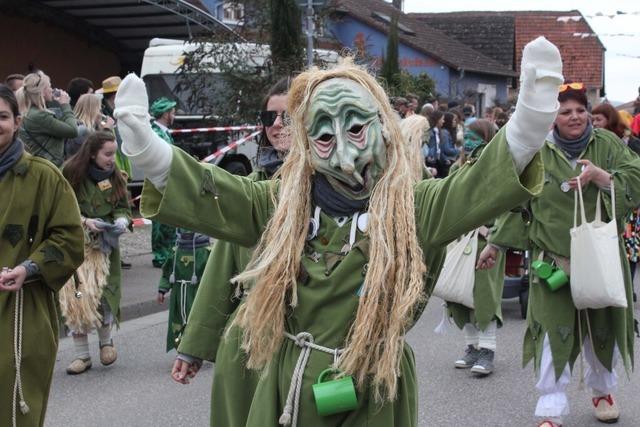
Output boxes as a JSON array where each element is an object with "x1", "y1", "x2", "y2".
[
  {"x1": 569, "y1": 177, "x2": 627, "y2": 309},
  {"x1": 433, "y1": 229, "x2": 478, "y2": 309}
]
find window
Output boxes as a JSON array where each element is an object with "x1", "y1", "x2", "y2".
[{"x1": 219, "y1": 2, "x2": 245, "y2": 24}]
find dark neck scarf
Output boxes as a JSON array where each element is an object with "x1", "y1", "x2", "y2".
[
  {"x1": 176, "y1": 230, "x2": 210, "y2": 250},
  {"x1": 312, "y1": 173, "x2": 369, "y2": 217},
  {"x1": 0, "y1": 138, "x2": 24, "y2": 179},
  {"x1": 257, "y1": 146, "x2": 285, "y2": 178},
  {"x1": 88, "y1": 162, "x2": 115, "y2": 183},
  {"x1": 551, "y1": 122, "x2": 593, "y2": 160}
]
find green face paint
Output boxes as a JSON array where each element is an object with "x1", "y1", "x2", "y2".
[{"x1": 305, "y1": 78, "x2": 386, "y2": 200}]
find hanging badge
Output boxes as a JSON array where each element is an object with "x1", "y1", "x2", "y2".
[
  {"x1": 97, "y1": 179, "x2": 113, "y2": 191},
  {"x1": 560, "y1": 181, "x2": 571, "y2": 193}
]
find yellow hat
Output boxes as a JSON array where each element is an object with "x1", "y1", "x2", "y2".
[
  {"x1": 96, "y1": 76, "x2": 122, "y2": 94},
  {"x1": 619, "y1": 110, "x2": 633, "y2": 129}
]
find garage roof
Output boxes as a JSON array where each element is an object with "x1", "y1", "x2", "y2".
[{"x1": 5, "y1": 0, "x2": 240, "y2": 70}]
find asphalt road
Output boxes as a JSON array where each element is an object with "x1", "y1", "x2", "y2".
[{"x1": 45, "y1": 295, "x2": 640, "y2": 427}]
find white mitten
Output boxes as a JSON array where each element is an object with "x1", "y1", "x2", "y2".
[
  {"x1": 114, "y1": 74, "x2": 172, "y2": 190},
  {"x1": 506, "y1": 36, "x2": 563, "y2": 173}
]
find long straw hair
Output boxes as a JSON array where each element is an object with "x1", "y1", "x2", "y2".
[
  {"x1": 400, "y1": 114, "x2": 430, "y2": 182},
  {"x1": 231, "y1": 59, "x2": 427, "y2": 402}
]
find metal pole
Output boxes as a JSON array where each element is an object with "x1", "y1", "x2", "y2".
[{"x1": 306, "y1": 0, "x2": 314, "y2": 67}]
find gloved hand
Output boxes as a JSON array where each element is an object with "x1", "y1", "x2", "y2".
[
  {"x1": 506, "y1": 36, "x2": 564, "y2": 173},
  {"x1": 113, "y1": 217, "x2": 129, "y2": 235},
  {"x1": 114, "y1": 74, "x2": 172, "y2": 190}
]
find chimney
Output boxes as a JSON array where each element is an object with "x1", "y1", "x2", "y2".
[{"x1": 392, "y1": 0, "x2": 403, "y2": 11}]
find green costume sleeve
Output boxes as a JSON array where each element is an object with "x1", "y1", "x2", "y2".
[
  {"x1": 489, "y1": 209, "x2": 531, "y2": 250},
  {"x1": 140, "y1": 147, "x2": 274, "y2": 247},
  {"x1": 178, "y1": 239, "x2": 243, "y2": 361},
  {"x1": 112, "y1": 185, "x2": 132, "y2": 222},
  {"x1": 28, "y1": 164, "x2": 85, "y2": 291},
  {"x1": 36, "y1": 104, "x2": 78, "y2": 139},
  {"x1": 415, "y1": 129, "x2": 544, "y2": 247},
  {"x1": 598, "y1": 131, "x2": 640, "y2": 223}
]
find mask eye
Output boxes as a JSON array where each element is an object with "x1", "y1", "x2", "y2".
[
  {"x1": 348, "y1": 124, "x2": 363, "y2": 134},
  {"x1": 318, "y1": 133, "x2": 333, "y2": 142}
]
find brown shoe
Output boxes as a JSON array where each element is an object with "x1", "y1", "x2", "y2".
[
  {"x1": 99, "y1": 341, "x2": 118, "y2": 366},
  {"x1": 66, "y1": 357, "x2": 92, "y2": 375},
  {"x1": 593, "y1": 394, "x2": 619, "y2": 424}
]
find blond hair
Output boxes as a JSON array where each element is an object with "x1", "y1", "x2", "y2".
[
  {"x1": 400, "y1": 114, "x2": 430, "y2": 182},
  {"x1": 74, "y1": 93, "x2": 102, "y2": 128},
  {"x1": 22, "y1": 71, "x2": 49, "y2": 111},
  {"x1": 231, "y1": 59, "x2": 427, "y2": 403},
  {"x1": 14, "y1": 87, "x2": 27, "y2": 116}
]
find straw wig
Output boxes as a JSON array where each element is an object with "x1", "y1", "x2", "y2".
[{"x1": 231, "y1": 59, "x2": 427, "y2": 402}]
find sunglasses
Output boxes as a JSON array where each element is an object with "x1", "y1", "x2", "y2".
[
  {"x1": 559, "y1": 82, "x2": 585, "y2": 93},
  {"x1": 260, "y1": 110, "x2": 288, "y2": 127}
]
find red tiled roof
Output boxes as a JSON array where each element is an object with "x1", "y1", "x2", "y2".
[
  {"x1": 410, "y1": 10, "x2": 605, "y2": 89},
  {"x1": 331, "y1": 0, "x2": 517, "y2": 77}
]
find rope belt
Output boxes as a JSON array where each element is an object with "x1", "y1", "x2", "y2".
[
  {"x1": 13, "y1": 288, "x2": 30, "y2": 427},
  {"x1": 279, "y1": 332, "x2": 344, "y2": 427}
]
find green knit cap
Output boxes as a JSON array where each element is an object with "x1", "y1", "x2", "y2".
[{"x1": 150, "y1": 97, "x2": 177, "y2": 118}]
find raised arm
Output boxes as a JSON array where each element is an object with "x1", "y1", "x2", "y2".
[{"x1": 114, "y1": 74, "x2": 272, "y2": 247}]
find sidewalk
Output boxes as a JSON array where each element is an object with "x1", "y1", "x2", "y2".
[{"x1": 119, "y1": 223, "x2": 166, "y2": 321}]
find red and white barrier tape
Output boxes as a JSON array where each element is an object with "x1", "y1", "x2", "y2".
[
  {"x1": 170, "y1": 125, "x2": 260, "y2": 134},
  {"x1": 202, "y1": 130, "x2": 262, "y2": 163},
  {"x1": 132, "y1": 217, "x2": 152, "y2": 227}
]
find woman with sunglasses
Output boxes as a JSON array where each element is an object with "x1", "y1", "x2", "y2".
[
  {"x1": 169, "y1": 77, "x2": 292, "y2": 425},
  {"x1": 18, "y1": 71, "x2": 78, "y2": 167},
  {"x1": 481, "y1": 82, "x2": 640, "y2": 426},
  {"x1": 0, "y1": 84, "x2": 84, "y2": 427}
]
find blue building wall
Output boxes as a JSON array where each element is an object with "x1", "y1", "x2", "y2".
[{"x1": 327, "y1": 17, "x2": 450, "y2": 97}]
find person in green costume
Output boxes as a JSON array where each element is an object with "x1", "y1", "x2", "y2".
[
  {"x1": 441, "y1": 119, "x2": 505, "y2": 377},
  {"x1": 480, "y1": 82, "x2": 640, "y2": 427},
  {"x1": 149, "y1": 97, "x2": 177, "y2": 267},
  {"x1": 0, "y1": 84, "x2": 84, "y2": 427},
  {"x1": 62, "y1": 130, "x2": 131, "y2": 375},
  {"x1": 115, "y1": 37, "x2": 561, "y2": 427},
  {"x1": 170, "y1": 77, "x2": 292, "y2": 424},
  {"x1": 157, "y1": 228, "x2": 211, "y2": 351}
]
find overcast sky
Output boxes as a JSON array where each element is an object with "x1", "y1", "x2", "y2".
[{"x1": 402, "y1": 0, "x2": 640, "y2": 103}]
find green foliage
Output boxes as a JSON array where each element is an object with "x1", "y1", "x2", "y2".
[
  {"x1": 269, "y1": 0, "x2": 304, "y2": 78},
  {"x1": 379, "y1": 13, "x2": 400, "y2": 91},
  {"x1": 396, "y1": 71, "x2": 435, "y2": 105}
]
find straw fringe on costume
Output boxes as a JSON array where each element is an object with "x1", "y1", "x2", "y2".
[{"x1": 59, "y1": 245, "x2": 111, "y2": 333}]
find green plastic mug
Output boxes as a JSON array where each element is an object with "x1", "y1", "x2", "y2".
[
  {"x1": 312, "y1": 369, "x2": 358, "y2": 416},
  {"x1": 531, "y1": 260, "x2": 553, "y2": 280},
  {"x1": 545, "y1": 269, "x2": 568, "y2": 291}
]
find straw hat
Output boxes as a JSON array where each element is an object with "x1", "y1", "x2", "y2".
[{"x1": 96, "y1": 76, "x2": 122, "y2": 94}]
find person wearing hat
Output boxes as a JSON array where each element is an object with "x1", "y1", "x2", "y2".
[{"x1": 150, "y1": 97, "x2": 177, "y2": 267}]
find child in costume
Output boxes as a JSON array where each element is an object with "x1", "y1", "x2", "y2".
[
  {"x1": 61, "y1": 130, "x2": 131, "y2": 375},
  {"x1": 114, "y1": 37, "x2": 561, "y2": 427},
  {"x1": 0, "y1": 84, "x2": 84, "y2": 427},
  {"x1": 443, "y1": 119, "x2": 505, "y2": 376},
  {"x1": 157, "y1": 228, "x2": 211, "y2": 351}
]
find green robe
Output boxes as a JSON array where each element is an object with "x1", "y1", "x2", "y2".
[
  {"x1": 490, "y1": 128, "x2": 640, "y2": 380},
  {"x1": 447, "y1": 144, "x2": 506, "y2": 330},
  {"x1": 159, "y1": 244, "x2": 211, "y2": 352},
  {"x1": 0, "y1": 152, "x2": 84, "y2": 427},
  {"x1": 140, "y1": 129, "x2": 543, "y2": 426},
  {"x1": 72, "y1": 175, "x2": 131, "y2": 323},
  {"x1": 177, "y1": 168, "x2": 271, "y2": 426},
  {"x1": 151, "y1": 121, "x2": 176, "y2": 267}
]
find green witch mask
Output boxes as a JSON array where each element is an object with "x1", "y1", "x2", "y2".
[{"x1": 305, "y1": 78, "x2": 387, "y2": 200}]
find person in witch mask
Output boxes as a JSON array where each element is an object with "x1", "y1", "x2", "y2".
[{"x1": 114, "y1": 37, "x2": 561, "y2": 427}]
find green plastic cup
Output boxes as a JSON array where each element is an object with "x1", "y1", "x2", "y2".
[
  {"x1": 312, "y1": 369, "x2": 358, "y2": 416},
  {"x1": 546, "y1": 269, "x2": 568, "y2": 291},
  {"x1": 531, "y1": 260, "x2": 553, "y2": 280}
]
